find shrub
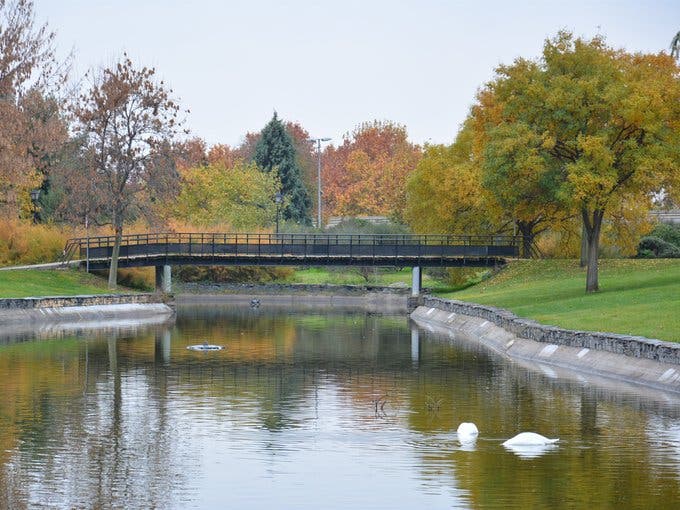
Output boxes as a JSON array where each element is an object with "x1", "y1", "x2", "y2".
[
  {"x1": 91, "y1": 267, "x2": 156, "y2": 291},
  {"x1": 117, "y1": 267, "x2": 155, "y2": 291},
  {"x1": 637, "y1": 236, "x2": 680, "y2": 258},
  {"x1": 325, "y1": 218, "x2": 410, "y2": 236},
  {"x1": 649, "y1": 223, "x2": 680, "y2": 247},
  {"x1": 0, "y1": 220, "x2": 69, "y2": 266},
  {"x1": 175, "y1": 265, "x2": 293, "y2": 283}
]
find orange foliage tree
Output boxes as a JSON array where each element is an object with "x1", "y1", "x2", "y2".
[
  {"x1": 0, "y1": 0, "x2": 69, "y2": 217},
  {"x1": 323, "y1": 121, "x2": 421, "y2": 221}
]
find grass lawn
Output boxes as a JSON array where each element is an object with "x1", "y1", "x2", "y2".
[
  {"x1": 284, "y1": 266, "x2": 456, "y2": 290},
  {"x1": 0, "y1": 269, "x2": 120, "y2": 298},
  {"x1": 436, "y1": 259, "x2": 680, "y2": 342}
]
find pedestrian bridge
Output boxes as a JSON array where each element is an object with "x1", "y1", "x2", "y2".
[{"x1": 63, "y1": 232, "x2": 521, "y2": 295}]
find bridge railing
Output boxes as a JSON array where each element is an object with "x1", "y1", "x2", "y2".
[
  {"x1": 65, "y1": 232, "x2": 522, "y2": 248},
  {"x1": 62, "y1": 232, "x2": 522, "y2": 265}
]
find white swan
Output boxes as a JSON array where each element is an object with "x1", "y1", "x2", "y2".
[
  {"x1": 502, "y1": 432, "x2": 558, "y2": 447},
  {"x1": 457, "y1": 422, "x2": 479, "y2": 441}
]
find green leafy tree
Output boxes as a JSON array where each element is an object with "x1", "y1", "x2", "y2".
[
  {"x1": 254, "y1": 113, "x2": 311, "y2": 225},
  {"x1": 405, "y1": 120, "x2": 505, "y2": 236},
  {"x1": 174, "y1": 161, "x2": 280, "y2": 229},
  {"x1": 473, "y1": 92, "x2": 574, "y2": 257},
  {"x1": 473, "y1": 31, "x2": 680, "y2": 292}
]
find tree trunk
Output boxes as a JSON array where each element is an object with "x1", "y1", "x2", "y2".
[
  {"x1": 108, "y1": 221, "x2": 123, "y2": 289},
  {"x1": 516, "y1": 220, "x2": 536, "y2": 258},
  {"x1": 582, "y1": 208, "x2": 604, "y2": 293},
  {"x1": 580, "y1": 223, "x2": 588, "y2": 268}
]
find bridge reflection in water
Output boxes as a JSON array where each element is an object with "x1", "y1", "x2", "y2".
[{"x1": 63, "y1": 232, "x2": 521, "y2": 294}]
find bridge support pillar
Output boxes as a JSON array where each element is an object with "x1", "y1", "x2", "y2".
[
  {"x1": 155, "y1": 265, "x2": 172, "y2": 293},
  {"x1": 411, "y1": 266, "x2": 422, "y2": 297}
]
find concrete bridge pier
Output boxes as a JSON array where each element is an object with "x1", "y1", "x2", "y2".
[
  {"x1": 411, "y1": 266, "x2": 422, "y2": 297},
  {"x1": 155, "y1": 265, "x2": 172, "y2": 293}
]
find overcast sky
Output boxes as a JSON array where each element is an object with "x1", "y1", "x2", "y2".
[{"x1": 36, "y1": 0, "x2": 680, "y2": 148}]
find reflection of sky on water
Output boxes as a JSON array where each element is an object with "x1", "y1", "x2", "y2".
[
  {"x1": 192, "y1": 382, "x2": 469, "y2": 509},
  {"x1": 647, "y1": 417, "x2": 680, "y2": 482}
]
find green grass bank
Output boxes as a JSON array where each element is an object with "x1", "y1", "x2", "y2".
[
  {"x1": 436, "y1": 259, "x2": 680, "y2": 343},
  {"x1": 0, "y1": 269, "x2": 115, "y2": 298},
  {"x1": 283, "y1": 267, "x2": 433, "y2": 287},
  {"x1": 2, "y1": 260, "x2": 678, "y2": 343}
]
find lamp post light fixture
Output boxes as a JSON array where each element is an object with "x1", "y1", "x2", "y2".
[
  {"x1": 29, "y1": 188, "x2": 41, "y2": 224},
  {"x1": 85, "y1": 213, "x2": 90, "y2": 273},
  {"x1": 274, "y1": 192, "x2": 283, "y2": 234},
  {"x1": 308, "y1": 137, "x2": 331, "y2": 229}
]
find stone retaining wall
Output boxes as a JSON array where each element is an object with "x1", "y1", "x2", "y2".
[
  {"x1": 411, "y1": 305, "x2": 680, "y2": 393},
  {"x1": 177, "y1": 292, "x2": 407, "y2": 314},
  {"x1": 417, "y1": 296, "x2": 680, "y2": 365},
  {"x1": 178, "y1": 282, "x2": 411, "y2": 295},
  {"x1": 0, "y1": 294, "x2": 173, "y2": 327},
  {"x1": 0, "y1": 293, "x2": 165, "y2": 310}
]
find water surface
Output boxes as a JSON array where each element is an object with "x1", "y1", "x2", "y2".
[{"x1": 1, "y1": 305, "x2": 680, "y2": 509}]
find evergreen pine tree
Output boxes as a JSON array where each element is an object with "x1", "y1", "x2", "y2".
[{"x1": 254, "y1": 112, "x2": 312, "y2": 224}]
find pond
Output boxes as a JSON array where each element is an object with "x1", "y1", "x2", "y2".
[{"x1": 1, "y1": 304, "x2": 679, "y2": 509}]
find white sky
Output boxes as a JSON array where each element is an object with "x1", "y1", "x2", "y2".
[{"x1": 37, "y1": 0, "x2": 680, "y2": 148}]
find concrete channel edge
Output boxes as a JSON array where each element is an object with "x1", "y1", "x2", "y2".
[
  {"x1": 0, "y1": 294, "x2": 174, "y2": 325},
  {"x1": 410, "y1": 296, "x2": 680, "y2": 393}
]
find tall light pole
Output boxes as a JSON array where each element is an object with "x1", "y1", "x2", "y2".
[
  {"x1": 29, "y1": 188, "x2": 41, "y2": 224},
  {"x1": 308, "y1": 137, "x2": 331, "y2": 229},
  {"x1": 85, "y1": 213, "x2": 90, "y2": 273},
  {"x1": 274, "y1": 192, "x2": 283, "y2": 234}
]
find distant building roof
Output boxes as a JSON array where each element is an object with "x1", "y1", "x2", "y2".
[{"x1": 650, "y1": 209, "x2": 680, "y2": 224}]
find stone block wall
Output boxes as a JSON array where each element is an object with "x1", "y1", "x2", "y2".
[
  {"x1": 0, "y1": 294, "x2": 163, "y2": 310},
  {"x1": 420, "y1": 296, "x2": 680, "y2": 365}
]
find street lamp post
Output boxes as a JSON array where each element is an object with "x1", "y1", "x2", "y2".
[
  {"x1": 275, "y1": 192, "x2": 283, "y2": 234},
  {"x1": 308, "y1": 137, "x2": 331, "y2": 229},
  {"x1": 29, "y1": 189, "x2": 41, "y2": 224},
  {"x1": 85, "y1": 213, "x2": 90, "y2": 273}
]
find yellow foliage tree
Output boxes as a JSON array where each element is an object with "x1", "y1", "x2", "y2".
[
  {"x1": 471, "y1": 31, "x2": 680, "y2": 291},
  {"x1": 405, "y1": 120, "x2": 504, "y2": 236},
  {"x1": 174, "y1": 161, "x2": 280, "y2": 230}
]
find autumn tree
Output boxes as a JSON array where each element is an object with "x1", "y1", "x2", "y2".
[
  {"x1": 474, "y1": 31, "x2": 680, "y2": 291},
  {"x1": 253, "y1": 113, "x2": 311, "y2": 224},
  {"x1": 207, "y1": 143, "x2": 243, "y2": 168},
  {"x1": 470, "y1": 82, "x2": 574, "y2": 258},
  {"x1": 72, "y1": 55, "x2": 184, "y2": 289},
  {"x1": 405, "y1": 120, "x2": 504, "y2": 236},
  {"x1": 43, "y1": 135, "x2": 97, "y2": 224},
  {"x1": 324, "y1": 121, "x2": 421, "y2": 221},
  {"x1": 0, "y1": 0, "x2": 69, "y2": 217},
  {"x1": 174, "y1": 161, "x2": 280, "y2": 229},
  {"x1": 173, "y1": 137, "x2": 208, "y2": 170}
]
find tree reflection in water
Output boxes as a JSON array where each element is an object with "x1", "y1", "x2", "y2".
[{"x1": 0, "y1": 306, "x2": 679, "y2": 508}]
